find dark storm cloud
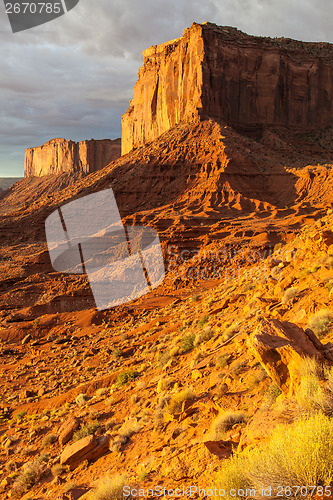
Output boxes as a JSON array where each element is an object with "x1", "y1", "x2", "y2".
[{"x1": 0, "y1": 0, "x2": 332, "y2": 176}]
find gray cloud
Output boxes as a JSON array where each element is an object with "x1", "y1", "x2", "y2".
[{"x1": 0, "y1": 0, "x2": 332, "y2": 176}]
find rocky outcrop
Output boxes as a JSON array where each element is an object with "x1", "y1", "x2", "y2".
[
  {"x1": 122, "y1": 22, "x2": 333, "y2": 154},
  {"x1": 248, "y1": 318, "x2": 333, "y2": 396},
  {"x1": 25, "y1": 138, "x2": 121, "y2": 177}
]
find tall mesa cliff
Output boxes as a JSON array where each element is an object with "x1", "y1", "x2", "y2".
[
  {"x1": 25, "y1": 138, "x2": 121, "y2": 177},
  {"x1": 122, "y1": 22, "x2": 333, "y2": 154}
]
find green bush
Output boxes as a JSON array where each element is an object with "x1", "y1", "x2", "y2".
[
  {"x1": 116, "y1": 370, "x2": 139, "y2": 386},
  {"x1": 73, "y1": 420, "x2": 100, "y2": 441},
  {"x1": 179, "y1": 334, "x2": 195, "y2": 353}
]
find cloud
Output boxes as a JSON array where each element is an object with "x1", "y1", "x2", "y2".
[{"x1": 0, "y1": 0, "x2": 332, "y2": 176}]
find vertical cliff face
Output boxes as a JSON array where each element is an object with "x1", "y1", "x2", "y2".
[
  {"x1": 121, "y1": 25, "x2": 205, "y2": 155},
  {"x1": 122, "y1": 22, "x2": 333, "y2": 154},
  {"x1": 25, "y1": 138, "x2": 121, "y2": 177}
]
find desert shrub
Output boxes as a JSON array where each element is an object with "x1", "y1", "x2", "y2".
[
  {"x1": 167, "y1": 388, "x2": 194, "y2": 414},
  {"x1": 42, "y1": 434, "x2": 57, "y2": 448},
  {"x1": 73, "y1": 420, "x2": 100, "y2": 441},
  {"x1": 116, "y1": 370, "x2": 139, "y2": 386},
  {"x1": 215, "y1": 413, "x2": 333, "y2": 499},
  {"x1": 96, "y1": 388, "x2": 109, "y2": 398},
  {"x1": 207, "y1": 411, "x2": 245, "y2": 441},
  {"x1": 295, "y1": 373, "x2": 333, "y2": 415},
  {"x1": 198, "y1": 315, "x2": 210, "y2": 328},
  {"x1": 223, "y1": 324, "x2": 238, "y2": 342},
  {"x1": 231, "y1": 360, "x2": 247, "y2": 375},
  {"x1": 51, "y1": 464, "x2": 66, "y2": 477},
  {"x1": 118, "y1": 419, "x2": 142, "y2": 439},
  {"x1": 76, "y1": 393, "x2": 89, "y2": 406},
  {"x1": 179, "y1": 333, "x2": 195, "y2": 353},
  {"x1": 112, "y1": 348, "x2": 124, "y2": 358},
  {"x1": 12, "y1": 455, "x2": 47, "y2": 495},
  {"x1": 91, "y1": 473, "x2": 127, "y2": 500},
  {"x1": 262, "y1": 382, "x2": 282, "y2": 409},
  {"x1": 157, "y1": 351, "x2": 171, "y2": 369},
  {"x1": 194, "y1": 326, "x2": 214, "y2": 346},
  {"x1": 281, "y1": 287, "x2": 299, "y2": 304},
  {"x1": 295, "y1": 356, "x2": 324, "y2": 380},
  {"x1": 216, "y1": 354, "x2": 230, "y2": 369},
  {"x1": 308, "y1": 309, "x2": 333, "y2": 338},
  {"x1": 294, "y1": 360, "x2": 333, "y2": 416},
  {"x1": 63, "y1": 482, "x2": 77, "y2": 493}
]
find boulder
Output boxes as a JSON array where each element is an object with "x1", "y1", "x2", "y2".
[
  {"x1": 58, "y1": 416, "x2": 80, "y2": 446},
  {"x1": 60, "y1": 434, "x2": 110, "y2": 470},
  {"x1": 248, "y1": 318, "x2": 333, "y2": 396}
]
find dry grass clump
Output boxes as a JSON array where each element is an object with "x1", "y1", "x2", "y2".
[
  {"x1": 281, "y1": 286, "x2": 299, "y2": 304},
  {"x1": 194, "y1": 326, "x2": 214, "y2": 346},
  {"x1": 12, "y1": 455, "x2": 47, "y2": 496},
  {"x1": 179, "y1": 333, "x2": 195, "y2": 353},
  {"x1": 116, "y1": 370, "x2": 139, "y2": 386},
  {"x1": 73, "y1": 420, "x2": 100, "y2": 441},
  {"x1": 222, "y1": 324, "x2": 238, "y2": 342},
  {"x1": 308, "y1": 309, "x2": 333, "y2": 338},
  {"x1": 42, "y1": 434, "x2": 57, "y2": 448},
  {"x1": 90, "y1": 473, "x2": 127, "y2": 500},
  {"x1": 295, "y1": 358, "x2": 333, "y2": 416},
  {"x1": 167, "y1": 388, "x2": 194, "y2": 414},
  {"x1": 215, "y1": 412, "x2": 333, "y2": 500},
  {"x1": 216, "y1": 354, "x2": 230, "y2": 369},
  {"x1": 206, "y1": 411, "x2": 245, "y2": 441}
]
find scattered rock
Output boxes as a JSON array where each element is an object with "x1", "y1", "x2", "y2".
[
  {"x1": 58, "y1": 416, "x2": 80, "y2": 446},
  {"x1": 60, "y1": 434, "x2": 111, "y2": 470},
  {"x1": 21, "y1": 334, "x2": 32, "y2": 345}
]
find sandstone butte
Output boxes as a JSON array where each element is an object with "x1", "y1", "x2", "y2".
[
  {"x1": 24, "y1": 137, "x2": 121, "y2": 177},
  {"x1": 122, "y1": 21, "x2": 333, "y2": 154}
]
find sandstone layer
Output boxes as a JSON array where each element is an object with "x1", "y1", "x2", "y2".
[
  {"x1": 122, "y1": 22, "x2": 333, "y2": 154},
  {"x1": 25, "y1": 138, "x2": 121, "y2": 177}
]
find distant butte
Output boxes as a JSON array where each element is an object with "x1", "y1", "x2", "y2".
[
  {"x1": 122, "y1": 22, "x2": 333, "y2": 154},
  {"x1": 24, "y1": 138, "x2": 121, "y2": 177}
]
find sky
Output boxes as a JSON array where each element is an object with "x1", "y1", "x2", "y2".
[{"x1": 0, "y1": 0, "x2": 332, "y2": 177}]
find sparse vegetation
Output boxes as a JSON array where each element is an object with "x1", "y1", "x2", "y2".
[
  {"x1": 41, "y1": 434, "x2": 57, "y2": 448},
  {"x1": 179, "y1": 333, "x2": 195, "y2": 353},
  {"x1": 12, "y1": 455, "x2": 47, "y2": 496},
  {"x1": 73, "y1": 420, "x2": 100, "y2": 441},
  {"x1": 308, "y1": 309, "x2": 333, "y2": 337},
  {"x1": 194, "y1": 326, "x2": 214, "y2": 346},
  {"x1": 116, "y1": 370, "x2": 139, "y2": 386},
  {"x1": 167, "y1": 388, "x2": 194, "y2": 414},
  {"x1": 90, "y1": 473, "x2": 127, "y2": 500},
  {"x1": 207, "y1": 411, "x2": 245, "y2": 441},
  {"x1": 215, "y1": 413, "x2": 333, "y2": 499},
  {"x1": 216, "y1": 354, "x2": 230, "y2": 369},
  {"x1": 198, "y1": 315, "x2": 210, "y2": 328},
  {"x1": 281, "y1": 286, "x2": 299, "y2": 304}
]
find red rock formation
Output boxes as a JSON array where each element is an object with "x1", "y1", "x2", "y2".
[
  {"x1": 25, "y1": 138, "x2": 121, "y2": 177},
  {"x1": 122, "y1": 22, "x2": 333, "y2": 154}
]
